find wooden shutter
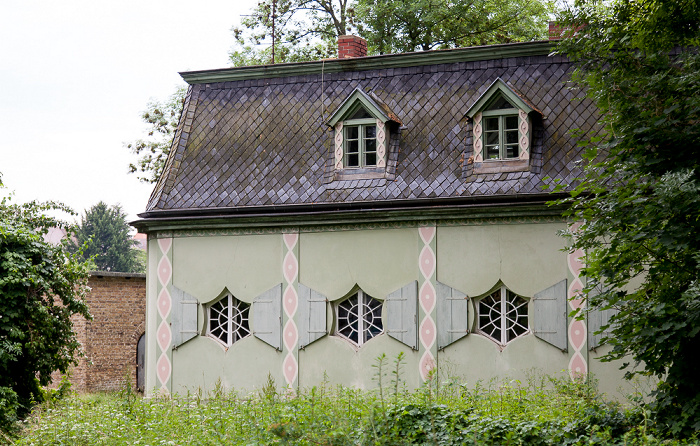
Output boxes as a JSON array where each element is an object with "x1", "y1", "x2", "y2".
[
  {"x1": 252, "y1": 284, "x2": 283, "y2": 351},
  {"x1": 587, "y1": 285, "x2": 618, "y2": 350},
  {"x1": 385, "y1": 281, "x2": 418, "y2": 350},
  {"x1": 436, "y1": 281, "x2": 469, "y2": 349},
  {"x1": 169, "y1": 285, "x2": 199, "y2": 349},
  {"x1": 298, "y1": 283, "x2": 328, "y2": 348},
  {"x1": 532, "y1": 279, "x2": 568, "y2": 352}
]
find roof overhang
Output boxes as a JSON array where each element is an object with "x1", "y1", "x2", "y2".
[
  {"x1": 179, "y1": 41, "x2": 555, "y2": 85},
  {"x1": 131, "y1": 193, "x2": 569, "y2": 233}
]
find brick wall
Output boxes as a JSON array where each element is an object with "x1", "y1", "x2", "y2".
[{"x1": 59, "y1": 272, "x2": 146, "y2": 392}]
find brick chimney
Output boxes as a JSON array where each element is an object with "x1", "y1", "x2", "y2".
[
  {"x1": 548, "y1": 21, "x2": 584, "y2": 40},
  {"x1": 338, "y1": 35, "x2": 367, "y2": 58}
]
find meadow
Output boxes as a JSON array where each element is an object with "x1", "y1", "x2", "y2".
[{"x1": 11, "y1": 363, "x2": 698, "y2": 445}]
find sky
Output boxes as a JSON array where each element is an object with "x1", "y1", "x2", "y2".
[{"x1": 0, "y1": 0, "x2": 258, "y2": 225}]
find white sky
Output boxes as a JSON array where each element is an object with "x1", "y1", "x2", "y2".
[{"x1": 0, "y1": 0, "x2": 258, "y2": 225}]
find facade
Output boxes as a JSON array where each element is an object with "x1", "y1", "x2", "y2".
[{"x1": 133, "y1": 37, "x2": 626, "y2": 398}]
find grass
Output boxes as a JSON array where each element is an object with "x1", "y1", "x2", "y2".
[{"x1": 11, "y1": 370, "x2": 699, "y2": 445}]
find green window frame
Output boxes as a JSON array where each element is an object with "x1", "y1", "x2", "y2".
[
  {"x1": 343, "y1": 118, "x2": 378, "y2": 168},
  {"x1": 481, "y1": 95, "x2": 520, "y2": 161}
]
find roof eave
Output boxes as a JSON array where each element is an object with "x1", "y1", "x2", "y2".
[{"x1": 180, "y1": 41, "x2": 556, "y2": 85}]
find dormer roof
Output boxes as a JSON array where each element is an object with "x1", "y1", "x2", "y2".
[{"x1": 327, "y1": 88, "x2": 402, "y2": 127}]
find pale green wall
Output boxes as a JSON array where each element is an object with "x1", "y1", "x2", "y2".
[
  {"x1": 437, "y1": 223, "x2": 568, "y2": 297},
  {"x1": 172, "y1": 234, "x2": 283, "y2": 304},
  {"x1": 144, "y1": 221, "x2": 633, "y2": 396},
  {"x1": 298, "y1": 228, "x2": 418, "y2": 300},
  {"x1": 171, "y1": 335, "x2": 284, "y2": 395}
]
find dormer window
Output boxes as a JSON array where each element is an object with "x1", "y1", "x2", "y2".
[
  {"x1": 483, "y1": 94, "x2": 520, "y2": 160},
  {"x1": 343, "y1": 106, "x2": 378, "y2": 168},
  {"x1": 466, "y1": 78, "x2": 542, "y2": 174},
  {"x1": 327, "y1": 88, "x2": 402, "y2": 177}
]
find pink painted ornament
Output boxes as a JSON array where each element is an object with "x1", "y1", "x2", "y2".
[
  {"x1": 419, "y1": 226, "x2": 435, "y2": 244},
  {"x1": 419, "y1": 246, "x2": 436, "y2": 279},
  {"x1": 157, "y1": 320, "x2": 172, "y2": 351},
  {"x1": 157, "y1": 237, "x2": 172, "y2": 255},
  {"x1": 569, "y1": 319, "x2": 586, "y2": 350},
  {"x1": 283, "y1": 251, "x2": 298, "y2": 284},
  {"x1": 419, "y1": 317, "x2": 437, "y2": 348},
  {"x1": 283, "y1": 353, "x2": 298, "y2": 385},
  {"x1": 157, "y1": 288, "x2": 172, "y2": 319},
  {"x1": 156, "y1": 354, "x2": 171, "y2": 386},
  {"x1": 283, "y1": 320, "x2": 298, "y2": 351},
  {"x1": 283, "y1": 286, "x2": 298, "y2": 316},
  {"x1": 283, "y1": 233, "x2": 298, "y2": 251}
]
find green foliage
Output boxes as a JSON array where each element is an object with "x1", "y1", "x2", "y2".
[
  {"x1": 72, "y1": 201, "x2": 143, "y2": 273},
  {"x1": 125, "y1": 86, "x2": 186, "y2": 184},
  {"x1": 354, "y1": 0, "x2": 553, "y2": 54},
  {"x1": 553, "y1": 0, "x2": 700, "y2": 436},
  {"x1": 0, "y1": 179, "x2": 91, "y2": 435},
  {"x1": 16, "y1": 371, "x2": 697, "y2": 445},
  {"x1": 230, "y1": 0, "x2": 554, "y2": 64}
]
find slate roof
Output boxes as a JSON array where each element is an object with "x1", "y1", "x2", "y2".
[{"x1": 143, "y1": 41, "x2": 597, "y2": 216}]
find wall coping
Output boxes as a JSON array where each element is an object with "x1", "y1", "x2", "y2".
[{"x1": 89, "y1": 271, "x2": 146, "y2": 279}]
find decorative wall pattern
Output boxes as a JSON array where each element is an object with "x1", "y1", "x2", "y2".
[
  {"x1": 376, "y1": 119, "x2": 386, "y2": 168},
  {"x1": 156, "y1": 237, "x2": 173, "y2": 393},
  {"x1": 418, "y1": 226, "x2": 438, "y2": 381},
  {"x1": 282, "y1": 232, "x2": 300, "y2": 389},
  {"x1": 567, "y1": 222, "x2": 587, "y2": 379},
  {"x1": 518, "y1": 109, "x2": 530, "y2": 160},
  {"x1": 473, "y1": 112, "x2": 483, "y2": 162},
  {"x1": 334, "y1": 123, "x2": 344, "y2": 169}
]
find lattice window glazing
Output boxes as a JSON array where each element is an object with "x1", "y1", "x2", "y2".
[
  {"x1": 207, "y1": 294, "x2": 251, "y2": 347},
  {"x1": 482, "y1": 93, "x2": 519, "y2": 160},
  {"x1": 477, "y1": 286, "x2": 529, "y2": 346},
  {"x1": 336, "y1": 290, "x2": 383, "y2": 346}
]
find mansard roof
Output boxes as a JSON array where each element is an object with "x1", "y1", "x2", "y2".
[{"x1": 139, "y1": 41, "x2": 598, "y2": 223}]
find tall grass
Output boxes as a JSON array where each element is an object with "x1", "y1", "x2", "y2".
[{"x1": 12, "y1": 369, "x2": 698, "y2": 445}]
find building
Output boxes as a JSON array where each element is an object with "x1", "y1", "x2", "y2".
[{"x1": 132, "y1": 35, "x2": 625, "y2": 397}]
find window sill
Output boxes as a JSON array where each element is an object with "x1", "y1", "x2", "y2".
[
  {"x1": 333, "y1": 167, "x2": 387, "y2": 181},
  {"x1": 472, "y1": 159, "x2": 529, "y2": 174}
]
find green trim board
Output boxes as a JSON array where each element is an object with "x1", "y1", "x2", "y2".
[
  {"x1": 180, "y1": 41, "x2": 555, "y2": 84},
  {"x1": 327, "y1": 88, "x2": 401, "y2": 127},
  {"x1": 147, "y1": 214, "x2": 565, "y2": 240},
  {"x1": 465, "y1": 78, "x2": 542, "y2": 119}
]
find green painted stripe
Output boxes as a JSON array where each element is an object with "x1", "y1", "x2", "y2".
[{"x1": 181, "y1": 41, "x2": 556, "y2": 84}]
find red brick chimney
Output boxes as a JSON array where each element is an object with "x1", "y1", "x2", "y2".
[{"x1": 338, "y1": 35, "x2": 367, "y2": 58}]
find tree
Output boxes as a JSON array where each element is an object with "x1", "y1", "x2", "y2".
[
  {"x1": 229, "y1": 0, "x2": 553, "y2": 64},
  {"x1": 553, "y1": 0, "x2": 700, "y2": 436},
  {"x1": 355, "y1": 0, "x2": 552, "y2": 54},
  {"x1": 230, "y1": 0, "x2": 347, "y2": 65},
  {"x1": 126, "y1": 86, "x2": 186, "y2": 184},
  {"x1": 73, "y1": 202, "x2": 143, "y2": 273},
  {"x1": 0, "y1": 175, "x2": 91, "y2": 434}
]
